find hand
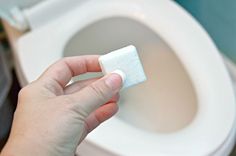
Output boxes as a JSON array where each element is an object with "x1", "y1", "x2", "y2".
[{"x1": 1, "y1": 55, "x2": 122, "y2": 156}]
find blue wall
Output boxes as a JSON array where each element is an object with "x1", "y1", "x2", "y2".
[{"x1": 176, "y1": 0, "x2": 236, "y2": 62}]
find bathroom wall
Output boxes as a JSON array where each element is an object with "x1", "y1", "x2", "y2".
[{"x1": 176, "y1": 0, "x2": 236, "y2": 63}]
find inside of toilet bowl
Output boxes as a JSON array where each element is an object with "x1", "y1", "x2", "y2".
[{"x1": 63, "y1": 17, "x2": 198, "y2": 133}]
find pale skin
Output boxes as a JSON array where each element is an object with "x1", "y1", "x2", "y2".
[{"x1": 0, "y1": 55, "x2": 122, "y2": 156}]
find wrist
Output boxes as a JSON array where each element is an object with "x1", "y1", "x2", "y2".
[{"x1": 1, "y1": 135, "x2": 54, "y2": 156}]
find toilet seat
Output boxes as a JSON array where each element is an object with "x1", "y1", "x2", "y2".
[{"x1": 8, "y1": 0, "x2": 236, "y2": 155}]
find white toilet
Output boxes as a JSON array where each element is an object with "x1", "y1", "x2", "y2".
[{"x1": 1, "y1": 0, "x2": 236, "y2": 155}]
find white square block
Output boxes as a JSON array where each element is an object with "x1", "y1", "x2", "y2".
[{"x1": 99, "y1": 45, "x2": 147, "y2": 89}]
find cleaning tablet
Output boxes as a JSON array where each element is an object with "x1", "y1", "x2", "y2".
[{"x1": 99, "y1": 45, "x2": 147, "y2": 89}]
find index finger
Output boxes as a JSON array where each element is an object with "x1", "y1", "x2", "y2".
[{"x1": 38, "y1": 55, "x2": 101, "y2": 88}]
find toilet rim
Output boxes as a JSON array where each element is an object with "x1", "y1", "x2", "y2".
[{"x1": 17, "y1": 0, "x2": 235, "y2": 155}]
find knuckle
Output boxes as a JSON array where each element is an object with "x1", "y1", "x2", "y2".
[
  {"x1": 18, "y1": 81, "x2": 38, "y2": 99},
  {"x1": 58, "y1": 57, "x2": 68, "y2": 63},
  {"x1": 60, "y1": 96, "x2": 88, "y2": 119},
  {"x1": 18, "y1": 86, "x2": 30, "y2": 98},
  {"x1": 17, "y1": 85, "x2": 35, "y2": 103},
  {"x1": 88, "y1": 83, "x2": 108, "y2": 103},
  {"x1": 61, "y1": 95, "x2": 75, "y2": 105}
]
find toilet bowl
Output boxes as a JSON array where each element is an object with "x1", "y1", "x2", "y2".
[{"x1": 1, "y1": 0, "x2": 236, "y2": 155}]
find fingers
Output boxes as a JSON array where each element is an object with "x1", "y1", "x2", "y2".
[
  {"x1": 77, "y1": 96, "x2": 119, "y2": 144},
  {"x1": 68, "y1": 73, "x2": 122, "y2": 116},
  {"x1": 64, "y1": 77, "x2": 100, "y2": 94},
  {"x1": 38, "y1": 55, "x2": 101, "y2": 88},
  {"x1": 83, "y1": 102, "x2": 118, "y2": 138}
]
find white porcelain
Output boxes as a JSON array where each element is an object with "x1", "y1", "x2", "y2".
[{"x1": 8, "y1": 0, "x2": 236, "y2": 155}]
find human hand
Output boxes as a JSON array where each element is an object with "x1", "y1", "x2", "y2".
[{"x1": 1, "y1": 55, "x2": 122, "y2": 156}]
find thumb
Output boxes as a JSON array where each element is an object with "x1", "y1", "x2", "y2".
[{"x1": 70, "y1": 72, "x2": 123, "y2": 117}]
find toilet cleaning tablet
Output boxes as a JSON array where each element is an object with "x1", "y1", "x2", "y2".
[{"x1": 99, "y1": 45, "x2": 147, "y2": 89}]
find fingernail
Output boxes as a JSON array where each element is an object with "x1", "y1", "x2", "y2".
[
  {"x1": 105, "y1": 71, "x2": 124, "y2": 90},
  {"x1": 111, "y1": 70, "x2": 126, "y2": 84}
]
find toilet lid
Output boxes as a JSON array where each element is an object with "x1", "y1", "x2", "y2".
[{"x1": 15, "y1": 0, "x2": 236, "y2": 155}]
